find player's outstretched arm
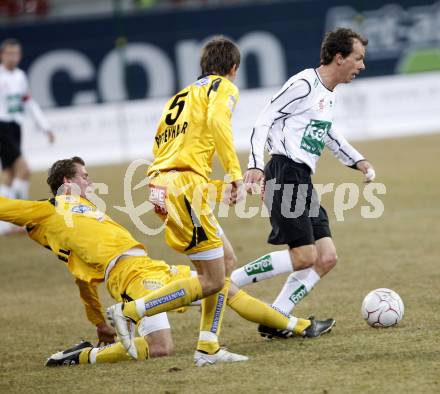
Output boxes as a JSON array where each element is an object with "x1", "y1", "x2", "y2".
[
  {"x1": 75, "y1": 278, "x2": 115, "y2": 345},
  {"x1": 0, "y1": 197, "x2": 51, "y2": 226}
]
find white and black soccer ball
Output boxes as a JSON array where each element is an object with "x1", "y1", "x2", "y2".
[{"x1": 361, "y1": 288, "x2": 404, "y2": 327}]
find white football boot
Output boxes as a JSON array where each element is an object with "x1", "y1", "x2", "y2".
[
  {"x1": 106, "y1": 303, "x2": 137, "y2": 359},
  {"x1": 194, "y1": 348, "x2": 248, "y2": 367}
]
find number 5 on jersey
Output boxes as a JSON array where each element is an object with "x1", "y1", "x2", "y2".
[{"x1": 165, "y1": 92, "x2": 188, "y2": 125}]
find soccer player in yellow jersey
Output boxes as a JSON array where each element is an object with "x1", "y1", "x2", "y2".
[
  {"x1": 108, "y1": 37, "x2": 335, "y2": 366},
  {"x1": 0, "y1": 157, "x2": 178, "y2": 364},
  {"x1": 0, "y1": 156, "x2": 333, "y2": 367},
  {"x1": 108, "y1": 37, "x2": 249, "y2": 365}
]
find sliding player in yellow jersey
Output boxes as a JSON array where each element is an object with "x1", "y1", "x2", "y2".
[
  {"x1": 0, "y1": 156, "x2": 333, "y2": 367},
  {"x1": 1, "y1": 157, "x2": 177, "y2": 364},
  {"x1": 109, "y1": 37, "x2": 335, "y2": 366}
]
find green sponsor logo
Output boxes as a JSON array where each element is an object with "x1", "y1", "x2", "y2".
[
  {"x1": 244, "y1": 255, "x2": 273, "y2": 276},
  {"x1": 7, "y1": 94, "x2": 23, "y2": 114},
  {"x1": 289, "y1": 284, "x2": 307, "y2": 305},
  {"x1": 300, "y1": 119, "x2": 332, "y2": 156}
]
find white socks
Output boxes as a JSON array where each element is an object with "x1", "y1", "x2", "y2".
[
  {"x1": 230, "y1": 250, "x2": 293, "y2": 287},
  {"x1": 231, "y1": 250, "x2": 322, "y2": 315},
  {"x1": 272, "y1": 268, "x2": 321, "y2": 315},
  {"x1": 0, "y1": 180, "x2": 29, "y2": 200},
  {"x1": 0, "y1": 185, "x2": 14, "y2": 234},
  {"x1": 0, "y1": 184, "x2": 14, "y2": 198},
  {"x1": 11, "y1": 178, "x2": 29, "y2": 200},
  {"x1": 0, "y1": 181, "x2": 28, "y2": 235}
]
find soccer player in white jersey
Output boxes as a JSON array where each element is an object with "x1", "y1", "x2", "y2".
[
  {"x1": 0, "y1": 38, "x2": 54, "y2": 234},
  {"x1": 231, "y1": 28, "x2": 375, "y2": 338}
]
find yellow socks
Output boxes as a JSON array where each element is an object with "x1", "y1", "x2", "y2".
[
  {"x1": 196, "y1": 278, "x2": 230, "y2": 354},
  {"x1": 123, "y1": 277, "x2": 203, "y2": 322},
  {"x1": 79, "y1": 346, "x2": 93, "y2": 364},
  {"x1": 293, "y1": 318, "x2": 311, "y2": 335},
  {"x1": 79, "y1": 337, "x2": 149, "y2": 364},
  {"x1": 227, "y1": 289, "x2": 311, "y2": 335},
  {"x1": 228, "y1": 289, "x2": 290, "y2": 329}
]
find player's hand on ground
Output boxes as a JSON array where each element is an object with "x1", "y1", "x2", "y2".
[
  {"x1": 96, "y1": 321, "x2": 116, "y2": 346},
  {"x1": 356, "y1": 160, "x2": 376, "y2": 183},
  {"x1": 244, "y1": 168, "x2": 265, "y2": 194}
]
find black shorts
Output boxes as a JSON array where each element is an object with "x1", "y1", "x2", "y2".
[
  {"x1": 263, "y1": 154, "x2": 332, "y2": 248},
  {"x1": 0, "y1": 121, "x2": 22, "y2": 169}
]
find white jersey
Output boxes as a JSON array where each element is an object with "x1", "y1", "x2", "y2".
[
  {"x1": 0, "y1": 64, "x2": 50, "y2": 131},
  {"x1": 248, "y1": 68, "x2": 364, "y2": 173}
]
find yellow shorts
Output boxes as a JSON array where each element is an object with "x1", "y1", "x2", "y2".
[
  {"x1": 148, "y1": 171, "x2": 223, "y2": 255},
  {"x1": 106, "y1": 255, "x2": 191, "y2": 302}
]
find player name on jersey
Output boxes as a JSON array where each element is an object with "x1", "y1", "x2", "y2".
[{"x1": 155, "y1": 121, "x2": 188, "y2": 148}]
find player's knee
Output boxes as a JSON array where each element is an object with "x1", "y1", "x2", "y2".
[
  {"x1": 13, "y1": 158, "x2": 30, "y2": 179},
  {"x1": 212, "y1": 276, "x2": 225, "y2": 293},
  {"x1": 20, "y1": 165, "x2": 31, "y2": 179},
  {"x1": 317, "y1": 253, "x2": 338, "y2": 273},
  {"x1": 204, "y1": 276, "x2": 225, "y2": 295},
  {"x1": 148, "y1": 340, "x2": 174, "y2": 358},
  {"x1": 292, "y1": 249, "x2": 317, "y2": 270}
]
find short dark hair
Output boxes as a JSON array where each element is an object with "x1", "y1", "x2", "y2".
[
  {"x1": 320, "y1": 28, "x2": 368, "y2": 65},
  {"x1": 47, "y1": 157, "x2": 85, "y2": 196},
  {"x1": 1, "y1": 38, "x2": 21, "y2": 51},
  {"x1": 200, "y1": 36, "x2": 240, "y2": 76}
]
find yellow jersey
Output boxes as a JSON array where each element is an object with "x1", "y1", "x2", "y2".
[
  {"x1": 147, "y1": 75, "x2": 242, "y2": 183},
  {"x1": 0, "y1": 195, "x2": 143, "y2": 283},
  {"x1": 0, "y1": 195, "x2": 148, "y2": 326}
]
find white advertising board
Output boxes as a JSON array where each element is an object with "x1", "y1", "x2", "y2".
[{"x1": 23, "y1": 72, "x2": 440, "y2": 170}]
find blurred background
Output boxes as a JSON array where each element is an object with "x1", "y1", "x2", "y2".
[
  {"x1": 1, "y1": 0, "x2": 439, "y2": 169},
  {"x1": 1, "y1": 4, "x2": 439, "y2": 390}
]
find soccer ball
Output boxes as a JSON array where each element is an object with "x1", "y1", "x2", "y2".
[{"x1": 361, "y1": 288, "x2": 404, "y2": 327}]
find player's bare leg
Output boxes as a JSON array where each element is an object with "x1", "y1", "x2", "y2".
[
  {"x1": 1, "y1": 168, "x2": 14, "y2": 188},
  {"x1": 11, "y1": 156, "x2": 31, "y2": 200},
  {"x1": 0, "y1": 168, "x2": 14, "y2": 203},
  {"x1": 313, "y1": 237, "x2": 338, "y2": 277},
  {"x1": 145, "y1": 328, "x2": 174, "y2": 358}
]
